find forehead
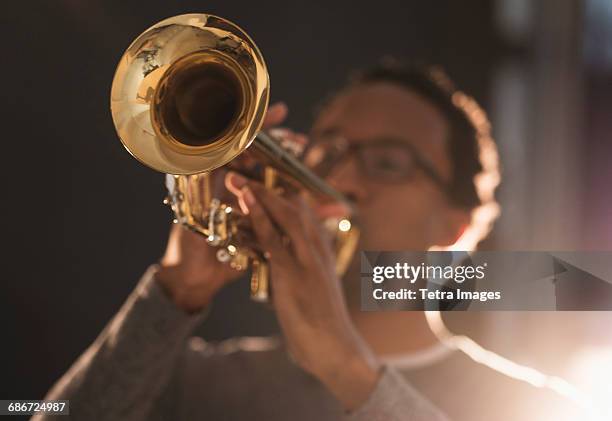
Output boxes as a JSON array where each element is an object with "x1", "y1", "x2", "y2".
[{"x1": 313, "y1": 82, "x2": 450, "y2": 172}]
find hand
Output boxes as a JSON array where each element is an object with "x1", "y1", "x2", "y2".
[
  {"x1": 156, "y1": 102, "x2": 289, "y2": 313},
  {"x1": 226, "y1": 172, "x2": 381, "y2": 411}
]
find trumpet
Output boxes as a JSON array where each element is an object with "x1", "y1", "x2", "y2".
[{"x1": 110, "y1": 14, "x2": 358, "y2": 302}]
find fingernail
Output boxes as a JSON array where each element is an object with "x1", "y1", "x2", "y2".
[
  {"x1": 227, "y1": 171, "x2": 247, "y2": 189},
  {"x1": 242, "y1": 187, "x2": 256, "y2": 207}
]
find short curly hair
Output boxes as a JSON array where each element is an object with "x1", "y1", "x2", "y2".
[{"x1": 337, "y1": 59, "x2": 501, "y2": 249}]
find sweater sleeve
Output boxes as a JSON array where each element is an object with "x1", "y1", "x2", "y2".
[
  {"x1": 32, "y1": 265, "x2": 206, "y2": 421},
  {"x1": 346, "y1": 366, "x2": 450, "y2": 421}
]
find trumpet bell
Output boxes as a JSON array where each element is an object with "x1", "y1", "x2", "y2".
[{"x1": 110, "y1": 14, "x2": 269, "y2": 174}]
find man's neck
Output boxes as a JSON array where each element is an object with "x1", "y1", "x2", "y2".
[{"x1": 350, "y1": 310, "x2": 441, "y2": 356}]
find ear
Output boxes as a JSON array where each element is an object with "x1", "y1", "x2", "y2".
[{"x1": 433, "y1": 207, "x2": 471, "y2": 247}]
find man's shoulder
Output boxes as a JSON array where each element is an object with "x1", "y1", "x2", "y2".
[{"x1": 402, "y1": 349, "x2": 584, "y2": 421}]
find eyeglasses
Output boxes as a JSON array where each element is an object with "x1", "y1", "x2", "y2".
[{"x1": 304, "y1": 134, "x2": 449, "y2": 190}]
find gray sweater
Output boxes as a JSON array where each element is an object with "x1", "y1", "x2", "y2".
[
  {"x1": 33, "y1": 266, "x2": 449, "y2": 421},
  {"x1": 35, "y1": 266, "x2": 585, "y2": 420}
]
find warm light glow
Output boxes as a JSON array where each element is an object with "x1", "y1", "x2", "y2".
[
  {"x1": 567, "y1": 347, "x2": 612, "y2": 419},
  {"x1": 425, "y1": 311, "x2": 605, "y2": 419},
  {"x1": 227, "y1": 244, "x2": 237, "y2": 254},
  {"x1": 430, "y1": 91, "x2": 501, "y2": 252},
  {"x1": 338, "y1": 219, "x2": 351, "y2": 232}
]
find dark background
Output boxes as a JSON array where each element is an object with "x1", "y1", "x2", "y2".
[{"x1": 2, "y1": 0, "x2": 611, "y2": 402}]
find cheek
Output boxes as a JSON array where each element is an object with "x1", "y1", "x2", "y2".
[{"x1": 358, "y1": 183, "x2": 442, "y2": 249}]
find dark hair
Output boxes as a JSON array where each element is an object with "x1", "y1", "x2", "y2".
[{"x1": 344, "y1": 59, "x2": 494, "y2": 210}]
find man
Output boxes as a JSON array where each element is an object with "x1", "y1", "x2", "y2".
[{"x1": 35, "y1": 61, "x2": 579, "y2": 420}]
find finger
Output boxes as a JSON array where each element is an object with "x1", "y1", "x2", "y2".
[
  {"x1": 225, "y1": 171, "x2": 254, "y2": 214},
  {"x1": 227, "y1": 172, "x2": 312, "y2": 258},
  {"x1": 258, "y1": 191, "x2": 338, "y2": 288},
  {"x1": 286, "y1": 194, "x2": 336, "y2": 263},
  {"x1": 225, "y1": 171, "x2": 249, "y2": 196},
  {"x1": 262, "y1": 102, "x2": 288, "y2": 128},
  {"x1": 227, "y1": 171, "x2": 296, "y2": 227},
  {"x1": 226, "y1": 171, "x2": 333, "y2": 268},
  {"x1": 247, "y1": 183, "x2": 322, "y2": 265},
  {"x1": 241, "y1": 186, "x2": 291, "y2": 262}
]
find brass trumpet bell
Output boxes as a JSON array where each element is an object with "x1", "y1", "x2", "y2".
[{"x1": 110, "y1": 14, "x2": 269, "y2": 174}]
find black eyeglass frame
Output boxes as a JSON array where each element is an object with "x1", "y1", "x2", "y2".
[{"x1": 304, "y1": 135, "x2": 450, "y2": 193}]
